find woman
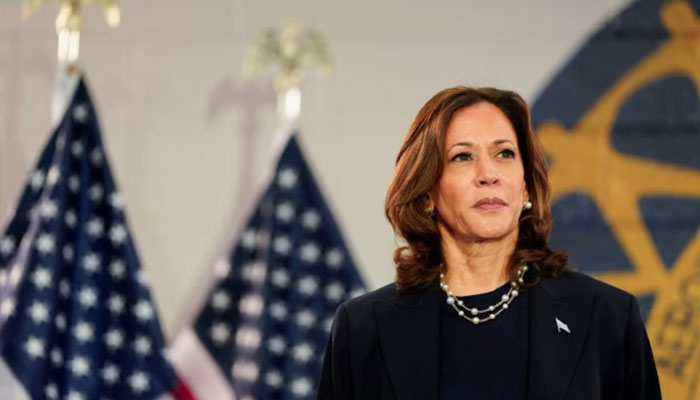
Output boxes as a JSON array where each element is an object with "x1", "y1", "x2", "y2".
[{"x1": 316, "y1": 87, "x2": 661, "y2": 399}]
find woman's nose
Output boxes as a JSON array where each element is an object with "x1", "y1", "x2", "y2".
[{"x1": 476, "y1": 158, "x2": 500, "y2": 186}]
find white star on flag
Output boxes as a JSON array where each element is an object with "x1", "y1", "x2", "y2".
[
  {"x1": 211, "y1": 290, "x2": 231, "y2": 311},
  {"x1": 210, "y1": 323, "x2": 230, "y2": 345},
  {"x1": 108, "y1": 192, "x2": 123, "y2": 209},
  {"x1": 70, "y1": 356, "x2": 90, "y2": 377},
  {"x1": 276, "y1": 202, "x2": 295, "y2": 222},
  {"x1": 54, "y1": 313, "x2": 66, "y2": 331},
  {"x1": 273, "y1": 235, "x2": 292, "y2": 255},
  {"x1": 45, "y1": 382, "x2": 58, "y2": 399},
  {"x1": 269, "y1": 302, "x2": 288, "y2": 321},
  {"x1": 277, "y1": 168, "x2": 298, "y2": 188},
  {"x1": 235, "y1": 327, "x2": 262, "y2": 349},
  {"x1": 68, "y1": 175, "x2": 80, "y2": 193},
  {"x1": 240, "y1": 229, "x2": 257, "y2": 249},
  {"x1": 239, "y1": 294, "x2": 264, "y2": 317},
  {"x1": 0, "y1": 297, "x2": 16, "y2": 317},
  {"x1": 28, "y1": 301, "x2": 50, "y2": 324},
  {"x1": 107, "y1": 294, "x2": 125, "y2": 314},
  {"x1": 325, "y1": 282, "x2": 346, "y2": 301},
  {"x1": 241, "y1": 261, "x2": 266, "y2": 284},
  {"x1": 86, "y1": 217, "x2": 104, "y2": 237},
  {"x1": 301, "y1": 209, "x2": 321, "y2": 230},
  {"x1": 82, "y1": 253, "x2": 101, "y2": 273},
  {"x1": 58, "y1": 279, "x2": 71, "y2": 298},
  {"x1": 90, "y1": 148, "x2": 103, "y2": 165},
  {"x1": 72, "y1": 104, "x2": 89, "y2": 122},
  {"x1": 66, "y1": 390, "x2": 84, "y2": 400},
  {"x1": 292, "y1": 343, "x2": 314, "y2": 363},
  {"x1": 39, "y1": 200, "x2": 58, "y2": 220},
  {"x1": 291, "y1": 377, "x2": 313, "y2": 397},
  {"x1": 88, "y1": 184, "x2": 103, "y2": 202},
  {"x1": 78, "y1": 286, "x2": 98, "y2": 308},
  {"x1": 29, "y1": 170, "x2": 45, "y2": 191},
  {"x1": 24, "y1": 336, "x2": 45, "y2": 359},
  {"x1": 265, "y1": 370, "x2": 283, "y2": 388},
  {"x1": 101, "y1": 363, "x2": 120, "y2": 385},
  {"x1": 232, "y1": 361, "x2": 259, "y2": 382},
  {"x1": 50, "y1": 348, "x2": 63, "y2": 366},
  {"x1": 297, "y1": 276, "x2": 318, "y2": 295},
  {"x1": 325, "y1": 248, "x2": 344, "y2": 269},
  {"x1": 73, "y1": 321, "x2": 95, "y2": 343},
  {"x1": 64, "y1": 209, "x2": 78, "y2": 227},
  {"x1": 299, "y1": 242, "x2": 321, "y2": 263},
  {"x1": 213, "y1": 258, "x2": 231, "y2": 278},
  {"x1": 133, "y1": 300, "x2": 154, "y2": 322},
  {"x1": 270, "y1": 269, "x2": 290, "y2": 288},
  {"x1": 128, "y1": 371, "x2": 150, "y2": 394},
  {"x1": 71, "y1": 141, "x2": 84, "y2": 157},
  {"x1": 109, "y1": 259, "x2": 126, "y2": 279},
  {"x1": 295, "y1": 309, "x2": 316, "y2": 328},
  {"x1": 134, "y1": 335, "x2": 152, "y2": 356},
  {"x1": 0, "y1": 235, "x2": 15, "y2": 255},
  {"x1": 109, "y1": 224, "x2": 127, "y2": 244},
  {"x1": 267, "y1": 336, "x2": 286, "y2": 355},
  {"x1": 31, "y1": 267, "x2": 52, "y2": 289},
  {"x1": 36, "y1": 233, "x2": 55, "y2": 254},
  {"x1": 104, "y1": 328, "x2": 125, "y2": 350}
]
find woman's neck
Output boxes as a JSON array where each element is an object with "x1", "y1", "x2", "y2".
[{"x1": 440, "y1": 229, "x2": 518, "y2": 296}]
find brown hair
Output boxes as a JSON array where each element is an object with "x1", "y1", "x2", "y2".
[{"x1": 385, "y1": 86, "x2": 567, "y2": 292}]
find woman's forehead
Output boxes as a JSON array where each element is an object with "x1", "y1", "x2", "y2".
[{"x1": 445, "y1": 102, "x2": 517, "y2": 146}]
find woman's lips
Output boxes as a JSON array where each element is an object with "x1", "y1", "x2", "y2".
[{"x1": 473, "y1": 198, "x2": 507, "y2": 210}]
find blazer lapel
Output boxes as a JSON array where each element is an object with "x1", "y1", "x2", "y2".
[
  {"x1": 374, "y1": 280, "x2": 441, "y2": 400},
  {"x1": 527, "y1": 273, "x2": 596, "y2": 400}
]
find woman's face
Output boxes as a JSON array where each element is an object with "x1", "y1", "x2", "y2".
[{"x1": 431, "y1": 102, "x2": 528, "y2": 242}]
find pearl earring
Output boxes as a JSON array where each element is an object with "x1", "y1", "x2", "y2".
[{"x1": 523, "y1": 201, "x2": 532, "y2": 210}]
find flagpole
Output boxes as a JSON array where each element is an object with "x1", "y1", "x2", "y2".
[
  {"x1": 22, "y1": 0, "x2": 121, "y2": 127},
  {"x1": 241, "y1": 22, "x2": 333, "y2": 144}
]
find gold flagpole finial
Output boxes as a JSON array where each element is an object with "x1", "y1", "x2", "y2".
[
  {"x1": 242, "y1": 22, "x2": 333, "y2": 122},
  {"x1": 23, "y1": 0, "x2": 121, "y2": 65}
]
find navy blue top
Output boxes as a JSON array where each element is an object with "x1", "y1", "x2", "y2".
[{"x1": 439, "y1": 282, "x2": 529, "y2": 400}]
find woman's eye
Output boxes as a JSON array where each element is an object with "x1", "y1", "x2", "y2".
[
  {"x1": 498, "y1": 149, "x2": 516, "y2": 159},
  {"x1": 451, "y1": 152, "x2": 472, "y2": 162}
]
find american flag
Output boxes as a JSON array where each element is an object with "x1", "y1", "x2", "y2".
[
  {"x1": 172, "y1": 133, "x2": 366, "y2": 400},
  {"x1": 0, "y1": 76, "x2": 192, "y2": 400}
]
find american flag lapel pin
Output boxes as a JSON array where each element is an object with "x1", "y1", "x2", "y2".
[{"x1": 556, "y1": 317, "x2": 571, "y2": 334}]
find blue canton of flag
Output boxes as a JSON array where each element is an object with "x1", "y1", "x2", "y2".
[
  {"x1": 0, "y1": 77, "x2": 192, "y2": 400},
  {"x1": 190, "y1": 134, "x2": 366, "y2": 400}
]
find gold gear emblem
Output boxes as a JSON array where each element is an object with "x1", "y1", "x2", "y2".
[{"x1": 537, "y1": 1, "x2": 700, "y2": 398}]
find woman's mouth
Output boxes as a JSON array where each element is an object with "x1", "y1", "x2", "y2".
[{"x1": 473, "y1": 197, "x2": 507, "y2": 210}]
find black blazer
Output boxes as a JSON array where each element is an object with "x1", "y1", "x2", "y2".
[{"x1": 316, "y1": 271, "x2": 661, "y2": 400}]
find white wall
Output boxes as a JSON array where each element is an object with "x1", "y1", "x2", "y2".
[{"x1": 0, "y1": 0, "x2": 631, "y2": 337}]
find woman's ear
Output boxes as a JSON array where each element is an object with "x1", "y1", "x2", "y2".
[{"x1": 424, "y1": 194, "x2": 435, "y2": 215}]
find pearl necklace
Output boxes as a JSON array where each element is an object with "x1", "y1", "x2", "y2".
[{"x1": 439, "y1": 264, "x2": 528, "y2": 325}]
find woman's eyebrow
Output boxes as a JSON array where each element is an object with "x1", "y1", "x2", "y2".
[
  {"x1": 448, "y1": 142, "x2": 473, "y2": 151},
  {"x1": 492, "y1": 139, "x2": 515, "y2": 146},
  {"x1": 448, "y1": 139, "x2": 514, "y2": 150}
]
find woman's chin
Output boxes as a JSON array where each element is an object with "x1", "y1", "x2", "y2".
[{"x1": 469, "y1": 225, "x2": 517, "y2": 242}]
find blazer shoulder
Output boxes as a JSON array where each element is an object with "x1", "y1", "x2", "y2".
[
  {"x1": 562, "y1": 270, "x2": 634, "y2": 301},
  {"x1": 552, "y1": 270, "x2": 637, "y2": 316},
  {"x1": 341, "y1": 282, "x2": 398, "y2": 314}
]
